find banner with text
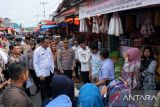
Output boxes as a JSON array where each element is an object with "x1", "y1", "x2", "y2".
[{"x1": 79, "y1": 0, "x2": 160, "y2": 19}]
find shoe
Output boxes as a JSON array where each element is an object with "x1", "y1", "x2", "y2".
[
  {"x1": 35, "y1": 88, "x2": 40, "y2": 93},
  {"x1": 30, "y1": 94, "x2": 36, "y2": 96}
]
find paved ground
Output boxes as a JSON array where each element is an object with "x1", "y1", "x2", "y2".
[
  {"x1": 29, "y1": 76, "x2": 83, "y2": 107},
  {"x1": 30, "y1": 84, "x2": 41, "y2": 107}
]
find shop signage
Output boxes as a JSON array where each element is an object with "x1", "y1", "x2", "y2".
[{"x1": 79, "y1": 0, "x2": 160, "y2": 19}]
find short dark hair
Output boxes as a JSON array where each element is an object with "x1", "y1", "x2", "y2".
[
  {"x1": 37, "y1": 36, "x2": 43, "y2": 44},
  {"x1": 9, "y1": 42, "x2": 20, "y2": 50},
  {"x1": 25, "y1": 37, "x2": 30, "y2": 41},
  {"x1": 8, "y1": 62, "x2": 28, "y2": 81},
  {"x1": 41, "y1": 36, "x2": 50, "y2": 43},
  {"x1": 30, "y1": 39, "x2": 36, "y2": 45},
  {"x1": 89, "y1": 42, "x2": 98, "y2": 50},
  {"x1": 36, "y1": 35, "x2": 49, "y2": 44},
  {"x1": 79, "y1": 39, "x2": 85, "y2": 44},
  {"x1": 100, "y1": 48, "x2": 109, "y2": 59}
]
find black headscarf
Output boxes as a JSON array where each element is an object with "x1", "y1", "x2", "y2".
[
  {"x1": 51, "y1": 75, "x2": 75, "y2": 106},
  {"x1": 141, "y1": 47, "x2": 156, "y2": 71}
]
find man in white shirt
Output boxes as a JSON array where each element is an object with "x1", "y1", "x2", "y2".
[
  {"x1": 89, "y1": 43, "x2": 102, "y2": 83},
  {"x1": 0, "y1": 48, "x2": 8, "y2": 82},
  {"x1": 72, "y1": 40, "x2": 80, "y2": 79},
  {"x1": 0, "y1": 48, "x2": 8, "y2": 65},
  {"x1": 78, "y1": 40, "x2": 91, "y2": 84},
  {"x1": 33, "y1": 36, "x2": 54, "y2": 102}
]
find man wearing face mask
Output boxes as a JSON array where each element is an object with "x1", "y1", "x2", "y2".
[{"x1": 28, "y1": 40, "x2": 40, "y2": 94}]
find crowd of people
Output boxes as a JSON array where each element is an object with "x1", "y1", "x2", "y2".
[{"x1": 0, "y1": 33, "x2": 159, "y2": 107}]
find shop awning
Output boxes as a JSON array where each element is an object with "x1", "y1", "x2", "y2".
[
  {"x1": 41, "y1": 25, "x2": 58, "y2": 29},
  {"x1": 74, "y1": 17, "x2": 80, "y2": 25},
  {"x1": 41, "y1": 20, "x2": 56, "y2": 25},
  {"x1": 65, "y1": 18, "x2": 73, "y2": 22},
  {"x1": 61, "y1": 8, "x2": 77, "y2": 16},
  {"x1": 57, "y1": 23, "x2": 67, "y2": 27},
  {"x1": 64, "y1": 17, "x2": 80, "y2": 25},
  {"x1": 8, "y1": 28, "x2": 15, "y2": 32},
  {"x1": 55, "y1": 16, "x2": 65, "y2": 23},
  {"x1": 0, "y1": 31, "x2": 3, "y2": 35},
  {"x1": 34, "y1": 28, "x2": 40, "y2": 32},
  {"x1": 0, "y1": 27, "x2": 5, "y2": 31}
]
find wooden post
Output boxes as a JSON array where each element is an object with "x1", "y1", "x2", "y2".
[
  {"x1": 66, "y1": 24, "x2": 69, "y2": 37},
  {"x1": 58, "y1": 26, "x2": 60, "y2": 35}
]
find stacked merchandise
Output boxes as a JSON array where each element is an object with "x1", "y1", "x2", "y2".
[{"x1": 119, "y1": 11, "x2": 160, "y2": 47}]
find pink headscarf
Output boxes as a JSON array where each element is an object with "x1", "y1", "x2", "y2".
[{"x1": 125, "y1": 48, "x2": 141, "y2": 64}]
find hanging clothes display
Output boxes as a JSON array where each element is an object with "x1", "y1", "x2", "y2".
[
  {"x1": 100, "y1": 15, "x2": 108, "y2": 33},
  {"x1": 108, "y1": 13, "x2": 123, "y2": 36},
  {"x1": 86, "y1": 18, "x2": 93, "y2": 33},
  {"x1": 79, "y1": 19, "x2": 88, "y2": 32},
  {"x1": 140, "y1": 13, "x2": 154, "y2": 37},
  {"x1": 92, "y1": 16, "x2": 100, "y2": 33},
  {"x1": 97, "y1": 15, "x2": 103, "y2": 29}
]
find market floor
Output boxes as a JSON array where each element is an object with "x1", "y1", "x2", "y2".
[
  {"x1": 30, "y1": 84, "x2": 41, "y2": 107},
  {"x1": 29, "y1": 76, "x2": 83, "y2": 107}
]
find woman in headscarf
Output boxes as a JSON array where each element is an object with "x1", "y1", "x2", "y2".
[
  {"x1": 50, "y1": 75, "x2": 75, "y2": 107},
  {"x1": 78, "y1": 83, "x2": 104, "y2": 107},
  {"x1": 141, "y1": 47, "x2": 157, "y2": 90},
  {"x1": 122, "y1": 48, "x2": 141, "y2": 90},
  {"x1": 46, "y1": 95, "x2": 72, "y2": 107}
]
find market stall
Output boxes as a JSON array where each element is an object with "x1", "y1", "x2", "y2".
[
  {"x1": 78, "y1": 0, "x2": 160, "y2": 79},
  {"x1": 79, "y1": 0, "x2": 160, "y2": 52}
]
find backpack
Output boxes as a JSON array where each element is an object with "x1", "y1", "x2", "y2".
[{"x1": 104, "y1": 79, "x2": 137, "y2": 107}]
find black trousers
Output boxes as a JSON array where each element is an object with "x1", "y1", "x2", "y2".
[
  {"x1": 39, "y1": 73, "x2": 53, "y2": 102},
  {"x1": 81, "y1": 71, "x2": 90, "y2": 84},
  {"x1": 74, "y1": 61, "x2": 80, "y2": 79},
  {"x1": 64, "y1": 70, "x2": 73, "y2": 79},
  {"x1": 24, "y1": 83, "x2": 30, "y2": 96},
  {"x1": 29, "y1": 69, "x2": 40, "y2": 91}
]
